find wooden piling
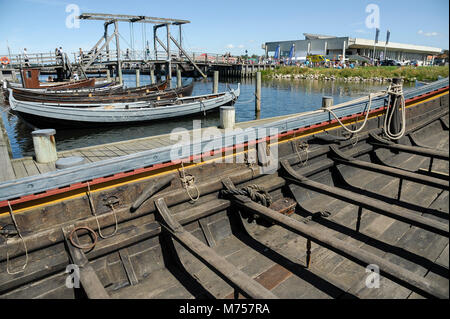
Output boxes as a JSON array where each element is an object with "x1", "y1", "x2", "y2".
[
  {"x1": 150, "y1": 68, "x2": 155, "y2": 84},
  {"x1": 177, "y1": 66, "x2": 182, "y2": 88},
  {"x1": 255, "y1": 72, "x2": 261, "y2": 114},
  {"x1": 213, "y1": 70, "x2": 219, "y2": 94},
  {"x1": 135, "y1": 69, "x2": 140, "y2": 87}
]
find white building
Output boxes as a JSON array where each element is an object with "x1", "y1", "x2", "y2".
[{"x1": 264, "y1": 33, "x2": 442, "y2": 63}]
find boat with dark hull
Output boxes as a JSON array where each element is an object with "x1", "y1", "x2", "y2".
[
  {"x1": 9, "y1": 82, "x2": 193, "y2": 105},
  {"x1": 0, "y1": 78, "x2": 448, "y2": 299},
  {"x1": 9, "y1": 80, "x2": 167, "y2": 97}
]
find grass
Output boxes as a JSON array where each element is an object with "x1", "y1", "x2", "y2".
[{"x1": 261, "y1": 66, "x2": 449, "y2": 82}]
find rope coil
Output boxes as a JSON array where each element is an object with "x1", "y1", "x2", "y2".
[
  {"x1": 86, "y1": 182, "x2": 119, "y2": 239},
  {"x1": 68, "y1": 226, "x2": 98, "y2": 251},
  {"x1": 383, "y1": 82, "x2": 406, "y2": 140},
  {"x1": 322, "y1": 82, "x2": 406, "y2": 141},
  {"x1": 179, "y1": 161, "x2": 200, "y2": 202},
  {"x1": 221, "y1": 184, "x2": 272, "y2": 207},
  {"x1": 294, "y1": 141, "x2": 309, "y2": 166}
]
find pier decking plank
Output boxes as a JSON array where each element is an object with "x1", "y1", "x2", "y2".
[
  {"x1": 11, "y1": 160, "x2": 28, "y2": 179},
  {"x1": 0, "y1": 122, "x2": 15, "y2": 182},
  {"x1": 22, "y1": 158, "x2": 40, "y2": 177}
]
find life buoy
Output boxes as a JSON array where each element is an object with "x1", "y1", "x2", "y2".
[{"x1": 0, "y1": 56, "x2": 10, "y2": 65}]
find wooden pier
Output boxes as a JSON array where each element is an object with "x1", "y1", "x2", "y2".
[
  {"x1": 0, "y1": 116, "x2": 15, "y2": 182},
  {"x1": 2, "y1": 112, "x2": 301, "y2": 180}
]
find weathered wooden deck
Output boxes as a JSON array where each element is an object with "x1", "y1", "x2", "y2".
[
  {"x1": 0, "y1": 117, "x2": 15, "y2": 182},
  {"x1": 5, "y1": 112, "x2": 301, "y2": 180}
]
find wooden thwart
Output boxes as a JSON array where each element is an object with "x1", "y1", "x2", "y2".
[
  {"x1": 155, "y1": 198, "x2": 278, "y2": 299},
  {"x1": 221, "y1": 177, "x2": 448, "y2": 299},
  {"x1": 369, "y1": 133, "x2": 449, "y2": 160},
  {"x1": 330, "y1": 145, "x2": 449, "y2": 190},
  {"x1": 282, "y1": 160, "x2": 449, "y2": 237}
]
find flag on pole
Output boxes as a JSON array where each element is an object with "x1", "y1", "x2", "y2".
[
  {"x1": 274, "y1": 45, "x2": 280, "y2": 60},
  {"x1": 375, "y1": 28, "x2": 380, "y2": 44},
  {"x1": 386, "y1": 30, "x2": 390, "y2": 45},
  {"x1": 288, "y1": 44, "x2": 295, "y2": 61}
]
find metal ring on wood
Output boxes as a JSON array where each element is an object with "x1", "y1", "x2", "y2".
[{"x1": 68, "y1": 226, "x2": 98, "y2": 251}]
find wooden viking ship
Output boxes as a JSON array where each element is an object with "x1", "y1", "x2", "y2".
[{"x1": 0, "y1": 78, "x2": 448, "y2": 299}]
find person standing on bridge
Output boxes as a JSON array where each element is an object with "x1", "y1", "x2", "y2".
[
  {"x1": 23, "y1": 48, "x2": 30, "y2": 67},
  {"x1": 78, "y1": 48, "x2": 84, "y2": 64}
]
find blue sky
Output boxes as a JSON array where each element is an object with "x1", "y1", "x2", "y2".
[{"x1": 0, "y1": 0, "x2": 448, "y2": 56}]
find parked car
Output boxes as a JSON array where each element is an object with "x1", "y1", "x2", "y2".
[
  {"x1": 381, "y1": 59, "x2": 401, "y2": 66},
  {"x1": 410, "y1": 60, "x2": 423, "y2": 67}
]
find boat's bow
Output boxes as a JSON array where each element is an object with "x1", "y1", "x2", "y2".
[{"x1": 230, "y1": 83, "x2": 241, "y2": 102}]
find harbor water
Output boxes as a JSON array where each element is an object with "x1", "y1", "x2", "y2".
[{"x1": 1, "y1": 75, "x2": 412, "y2": 159}]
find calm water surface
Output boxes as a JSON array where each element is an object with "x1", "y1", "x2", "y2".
[{"x1": 1, "y1": 75, "x2": 412, "y2": 158}]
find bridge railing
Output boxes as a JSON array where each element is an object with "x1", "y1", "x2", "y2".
[
  {"x1": 2, "y1": 49, "x2": 257, "y2": 68},
  {"x1": 1, "y1": 52, "x2": 59, "y2": 67}
]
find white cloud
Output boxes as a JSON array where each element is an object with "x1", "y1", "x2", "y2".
[
  {"x1": 238, "y1": 44, "x2": 245, "y2": 48},
  {"x1": 418, "y1": 30, "x2": 439, "y2": 37},
  {"x1": 226, "y1": 44, "x2": 234, "y2": 49},
  {"x1": 355, "y1": 29, "x2": 367, "y2": 33}
]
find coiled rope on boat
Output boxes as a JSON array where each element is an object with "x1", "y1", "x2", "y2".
[
  {"x1": 322, "y1": 81, "x2": 406, "y2": 140},
  {"x1": 383, "y1": 82, "x2": 406, "y2": 140},
  {"x1": 323, "y1": 93, "x2": 374, "y2": 134},
  {"x1": 179, "y1": 161, "x2": 200, "y2": 202},
  {"x1": 86, "y1": 182, "x2": 119, "y2": 239},
  {"x1": 221, "y1": 184, "x2": 272, "y2": 207}
]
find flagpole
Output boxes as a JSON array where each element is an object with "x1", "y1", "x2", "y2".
[
  {"x1": 372, "y1": 28, "x2": 379, "y2": 63},
  {"x1": 384, "y1": 30, "x2": 390, "y2": 61}
]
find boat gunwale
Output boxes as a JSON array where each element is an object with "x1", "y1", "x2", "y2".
[{"x1": 0, "y1": 80, "x2": 447, "y2": 209}]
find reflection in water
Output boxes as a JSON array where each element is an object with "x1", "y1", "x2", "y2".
[{"x1": 1, "y1": 74, "x2": 412, "y2": 159}]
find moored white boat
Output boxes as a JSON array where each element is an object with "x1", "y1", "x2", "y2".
[{"x1": 8, "y1": 84, "x2": 240, "y2": 126}]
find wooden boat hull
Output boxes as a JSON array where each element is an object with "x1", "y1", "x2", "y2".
[
  {"x1": 10, "y1": 82, "x2": 193, "y2": 105},
  {"x1": 8, "y1": 84, "x2": 239, "y2": 127},
  {"x1": 10, "y1": 81, "x2": 167, "y2": 97},
  {"x1": 0, "y1": 79, "x2": 448, "y2": 299}
]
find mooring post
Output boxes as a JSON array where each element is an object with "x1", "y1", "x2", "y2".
[
  {"x1": 213, "y1": 70, "x2": 219, "y2": 94},
  {"x1": 220, "y1": 106, "x2": 235, "y2": 129},
  {"x1": 322, "y1": 96, "x2": 333, "y2": 108},
  {"x1": 177, "y1": 65, "x2": 182, "y2": 88},
  {"x1": 322, "y1": 96, "x2": 333, "y2": 121},
  {"x1": 135, "y1": 69, "x2": 140, "y2": 87},
  {"x1": 32, "y1": 129, "x2": 58, "y2": 164},
  {"x1": 255, "y1": 72, "x2": 261, "y2": 114}
]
